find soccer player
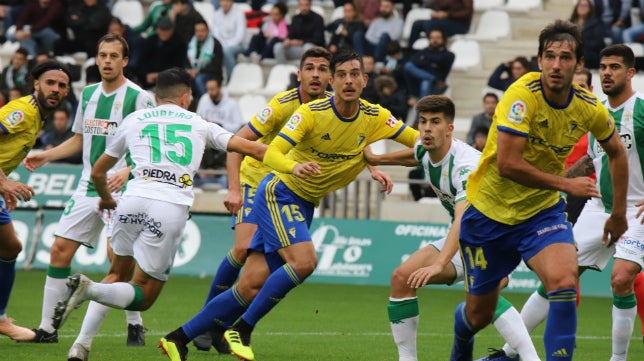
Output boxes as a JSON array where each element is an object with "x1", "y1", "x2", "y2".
[
  {"x1": 450, "y1": 20, "x2": 628, "y2": 361},
  {"x1": 0, "y1": 60, "x2": 71, "y2": 341},
  {"x1": 22, "y1": 33, "x2": 154, "y2": 345},
  {"x1": 363, "y1": 95, "x2": 539, "y2": 361},
  {"x1": 48, "y1": 67, "x2": 267, "y2": 361},
  {"x1": 478, "y1": 44, "x2": 643, "y2": 361},
  {"x1": 192, "y1": 46, "x2": 393, "y2": 352},
  {"x1": 158, "y1": 48, "x2": 418, "y2": 361}
]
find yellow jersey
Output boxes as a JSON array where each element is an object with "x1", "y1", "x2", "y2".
[
  {"x1": 240, "y1": 88, "x2": 333, "y2": 187},
  {"x1": 467, "y1": 72, "x2": 615, "y2": 224},
  {"x1": 273, "y1": 96, "x2": 419, "y2": 205},
  {"x1": 0, "y1": 95, "x2": 44, "y2": 175}
]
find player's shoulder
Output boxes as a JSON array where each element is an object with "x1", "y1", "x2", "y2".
[
  {"x1": 505, "y1": 72, "x2": 541, "y2": 97},
  {"x1": 274, "y1": 88, "x2": 301, "y2": 105},
  {"x1": 306, "y1": 96, "x2": 333, "y2": 111},
  {"x1": 358, "y1": 98, "x2": 384, "y2": 116},
  {"x1": 0, "y1": 95, "x2": 39, "y2": 124},
  {"x1": 451, "y1": 138, "x2": 481, "y2": 164},
  {"x1": 571, "y1": 83, "x2": 600, "y2": 108}
]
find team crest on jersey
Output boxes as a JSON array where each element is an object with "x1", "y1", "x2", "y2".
[
  {"x1": 508, "y1": 100, "x2": 526, "y2": 124},
  {"x1": 285, "y1": 113, "x2": 302, "y2": 131},
  {"x1": 386, "y1": 114, "x2": 398, "y2": 128},
  {"x1": 257, "y1": 107, "x2": 272, "y2": 124},
  {"x1": 5, "y1": 110, "x2": 24, "y2": 127},
  {"x1": 113, "y1": 101, "x2": 122, "y2": 114},
  {"x1": 358, "y1": 135, "x2": 366, "y2": 145}
]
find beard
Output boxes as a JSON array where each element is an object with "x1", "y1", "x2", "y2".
[{"x1": 37, "y1": 90, "x2": 61, "y2": 111}]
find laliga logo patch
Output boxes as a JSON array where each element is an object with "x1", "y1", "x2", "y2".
[
  {"x1": 179, "y1": 174, "x2": 193, "y2": 188},
  {"x1": 285, "y1": 113, "x2": 302, "y2": 131},
  {"x1": 257, "y1": 106, "x2": 272, "y2": 124},
  {"x1": 508, "y1": 100, "x2": 526, "y2": 124},
  {"x1": 5, "y1": 110, "x2": 24, "y2": 127}
]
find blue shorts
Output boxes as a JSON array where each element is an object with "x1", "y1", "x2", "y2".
[
  {"x1": 459, "y1": 198, "x2": 573, "y2": 295},
  {"x1": 249, "y1": 174, "x2": 314, "y2": 263},
  {"x1": 0, "y1": 200, "x2": 10, "y2": 226},
  {"x1": 230, "y1": 183, "x2": 257, "y2": 229}
]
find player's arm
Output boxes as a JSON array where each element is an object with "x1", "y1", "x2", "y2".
[
  {"x1": 23, "y1": 133, "x2": 83, "y2": 171},
  {"x1": 363, "y1": 147, "x2": 418, "y2": 166},
  {"x1": 407, "y1": 199, "x2": 466, "y2": 288},
  {"x1": 224, "y1": 124, "x2": 260, "y2": 214},
  {"x1": 107, "y1": 166, "x2": 132, "y2": 193},
  {"x1": 565, "y1": 155, "x2": 595, "y2": 178},
  {"x1": 226, "y1": 135, "x2": 267, "y2": 163},
  {"x1": 90, "y1": 154, "x2": 119, "y2": 211},
  {"x1": 264, "y1": 136, "x2": 320, "y2": 179},
  {"x1": 599, "y1": 133, "x2": 628, "y2": 246},
  {"x1": 496, "y1": 130, "x2": 599, "y2": 198}
]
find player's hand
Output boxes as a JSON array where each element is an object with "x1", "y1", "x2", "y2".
[
  {"x1": 0, "y1": 179, "x2": 35, "y2": 211},
  {"x1": 293, "y1": 162, "x2": 321, "y2": 179},
  {"x1": 564, "y1": 177, "x2": 600, "y2": 198},
  {"x1": 224, "y1": 189, "x2": 243, "y2": 214},
  {"x1": 369, "y1": 167, "x2": 393, "y2": 194},
  {"x1": 407, "y1": 264, "x2": 444, "y2": 289},
  {"x1": 107, "y1": 168, "x2": 130, "y2": 193},
  {"x1": 602, "y1": 213, "x2": 627, "y2": 246},
  {"x1": 98, "y1": 198, "x2": 117, "y2": 211},
  {"x1": 23, "y1": 153, "x2": 50, "y2": 171},
  {"x1": 636, "y1": 200, "x2": 644, "y2": 223}
]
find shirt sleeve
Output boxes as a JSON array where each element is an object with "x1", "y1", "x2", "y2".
[
  {"x1": 368, "y1": 104, "x2": 418, "y2": 147},
  {"x1": 205, "y1": 121, "x2": 233, "y2": 151},
  {"x1": 0, "y1": 101, "x2": 30, "y2": 134},
  {"x1": 494, "y1": 85, "x2": 536, "y2": 137},
  {"x1": 588, "y1": 102, "x2": 615, "y2": 143}
]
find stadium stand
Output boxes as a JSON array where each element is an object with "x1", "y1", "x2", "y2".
[{"x1": 111, "y1": 0, "x2": 145, "y2": 28}]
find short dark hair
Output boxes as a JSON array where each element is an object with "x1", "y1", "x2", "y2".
[
  {"x1": 195, "y1": 19, "x2": 209, "y2": 30},
  {"x1": 274, "y1": 2, "x2": 288, "y2": 16},
  {"x1": 600, "y1": 44, "x2": 635, "y2": 69},
  {"x1": 538, "y1": 19, "x2": 584, "y2": 63},
  {"x1": 330, "y1": 48, "x2": 363, "y2": 74},
  {"x1": 30, "y1": 60, "x2": 72, "y2": 85},
  {"x1": 483, "y1": 92, "x2": 498, "y2": 102},
  {"x1": 300, "y1": 46, "x2": 331, "y2": 70},
  {"x1": 155, "y1": 67, "x2": 193, "y2": 100},
  {"x1": 575, "y1": 67, "x2": 592, "y2": 88},
  {"x1": 415, "y1": 95, "x2": 455, "y2": 123},
  {"x1": 15, "y1": 47, "x2": 29, "y2": 58},
  {"x1": 97, "y1": 33, "x2": 130, "y2": 59},
  {"x1": 53, "y1": 107, "x2": 70, "y2": 118}
]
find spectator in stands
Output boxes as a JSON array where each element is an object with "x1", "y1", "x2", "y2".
[
  {"x1": 471, "y1": 126, "x2": 489, "y2": 152},
  {"x1": 354, "y1": 0, "x2": 380, "y2": 28},
  {"x1": 403, "y1": 29, "x2": 454, "y2": 101},
  {"x1": 361, "y1": 54, "x2": 379, "y2": 103},
  {"x1": 40, "y1": 108, "x2": 82, "y2": 164},
  {"x1": 138, "y1": 18, "x2": 188, "y2": 89},
  {"x1": 211, "y1": 0, "x2": 247, "y2": 82},
  {"x1": 132, "y1": 0, "x2": 172, "y2": 38},
  {"x1": 55, "y1": 0, "x2": 111, "y2": 57},
  {"x1": 0, "y1": 0, "x2": 26, "y2": 36},
  {"x1": 187, "y1": 20, "x2": 224, "y2": 100},
  {"x1": 244, "y1": 0, "x2": 267, "y2": 31},
  {"x1": 487, "y1": 56, "x2": 531, "y2": 92},
  {"x1": 595, "y1": 0, "x2": 631, "y2": 45},
  {"x1": 274, "y1": 0, "x2": 325, "y2": 64},
  {"x1": 380, "y1": 40, "x2": 405, "y2": 87},
  {"x1": 243, "y1": 2, "x2": 288, "y2": 61},
  {"x1": 570, "y1": 0, "x2": 606, "y2": 69},
  {"x1": 353, "y1": 0, "x2": 402, "y2": 62},
  {"x1": 169, "y1": 0, "x2": 205, "y2": 45},
  {"x1": 0, "y1": 47, "x2": 30, "y2": 96},
  {"x1": 408, "y1": 0, "x2": 473, "y2": 48},
  {"x1": 374, "y1": 75, "x2": 408, "y2": 120},
  {"x1": 326, "y1": 1, "x2": 363, "y2": 54},
  {"x1": 14, "y1": 0, "x2": 66, "y2": 56},
  {"x1": 466, "y1": 92, "x2": 498, "y2": 146},
  {"x1": 8, "y1": 86, "x2": 24, "y2": 101},
  {"x1": 108, "y1": 17, "x2": 143, "y2": 80},
  {"x1": 622, "y1": 0, "x2": 644, "y2": 43},
  {"x1": 196, "y1": 77, "x2": 245, "y2": 133}
]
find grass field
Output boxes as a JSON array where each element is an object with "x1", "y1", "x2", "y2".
[{"x1": 2, "y1": 270, "x2": 642, "y2": 361}]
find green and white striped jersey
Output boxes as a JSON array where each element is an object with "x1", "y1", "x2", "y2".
[
  {"x1": 589, "y1": 92, "x2": 644, "y2": 212},
  {"x1": 71, "y1": 79, "x2": 155, "y2": 196},
  {"x1": 413, "y1": 138, "x2": 480, "y2": 220}
]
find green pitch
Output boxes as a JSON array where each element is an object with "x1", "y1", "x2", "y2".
[{"x1": 2, "y1": 270, "x2": 642, "y2": 360}]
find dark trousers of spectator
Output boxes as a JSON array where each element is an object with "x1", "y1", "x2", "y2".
[
  {"x1": 352, "y1": 32, "x2": 391, "y2": 62},
  {"x1": 409, "y1": 168, "x2": 436, "y2": 201},
  {"x1": 245, "y1": 33, "x2": 281, "y2": 59},
  {"x1": 408, "y1": 19, "x2": 470, "y2": 48}
]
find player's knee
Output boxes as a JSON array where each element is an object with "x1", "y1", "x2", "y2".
[
  {"x1": 292, "y1": 258, "x2": 317, "y2": 279},
  {"x1": 0, "y1": 235, "x2": 22, "y2": 258},
  {"x1": 611, "y1": 270, "x2": 636, "y2": 295},
  {"x1": 466, "y1": 305, "x2": 494, "y2": 329},
  {"x1": 230, "y1": 245, "x2": 249, "y2": 264},
  {"x1": 49, "y1": 238, "x2": 78, "y2": 265},
  {"x1": 390, "y1": 266, "x2": 410, "y2": 289}
]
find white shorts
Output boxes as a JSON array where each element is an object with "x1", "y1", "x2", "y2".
[
  {"x1": 431, "y1": 237, "x2": 465, "y2": 284},
  {"x1": 110, "y1": 195, "x2": 189, "y2": 282},
  {"x1": 55, "y1": 193, "x2": 117, "y2": 248},
  {"x1": 575, "y1": 200, "x2": 644, "y2": 270}
]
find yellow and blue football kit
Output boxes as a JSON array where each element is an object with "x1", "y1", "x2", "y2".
[
  {"x1": 460, "y1": 72, "x2": 615, "y2": 295},
  {"x1": 0, "y1": 95, "x2": 43, "y2": 225}
]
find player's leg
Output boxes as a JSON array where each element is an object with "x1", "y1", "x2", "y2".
[
  {"x1": 633, "y1": 271, "x2": 644, "y2": 341},
  {"x1": 388, "y1": 240, "x2": 457, "y2": 361},
  {"x1": 609, "y1": 233, "x2": 644, "y2": 361},
  {"x1": 452, "y1": 289, "x2": 500, "y2": 361},
  {"x1": 0, "y1": 213, "x2": 35, "y2": 341}
]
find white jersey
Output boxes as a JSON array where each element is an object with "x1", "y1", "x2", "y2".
[
  {"x1": 106, "y1": 103, "x2": 233, "y2": 206},
  {"x1": 72, "y1": 79, "x2": 155, "y2": 196},
  {"x1": 588, "y1": 92, "x2": 644, "y2": 211},
  {"x1": 414, "y1": 138, "x2": 480, "y2": 219}
]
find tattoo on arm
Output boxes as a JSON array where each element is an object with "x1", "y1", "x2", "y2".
[{"x1": 565, "y1": 155, "x2": 595, "y2": 178}]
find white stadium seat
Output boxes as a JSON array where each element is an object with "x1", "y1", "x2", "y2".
[
  {"x1": 330, "y1": 6, "x2": 344, "y2": 22},
  {"x1": 257, "y1": 64, "x2": 298, "y2": 97},
  {"x1": 111, "y1": 0, "x2": 144, "y2": 28},
  {"x1": 450, "y1": 38, "x2": 481, "y2": 71},
  {"x1": 625, "y1": 42, "x2": 644, "y2": 57},
  {"x1": 401, "y1": 8, "x2": 432, "y2": 48},
  {"x1": 193, "y1": 1, "x2": 216, "y2": 30},
  {"x1": 474, "y1": 0, "x2": 505, "y2": 11},
  {"x1": 238, "y1": 94, "x2": 268, "y2": 122},
  {"x1": 465, "y1": 10, "x2": 511, "y2": 41},
  {"x1": 501, "y1": 0, "x2": 542, "y2": 12},
  {"x1": 225, "y1": 63, "x2": 264, "y2": 96}
]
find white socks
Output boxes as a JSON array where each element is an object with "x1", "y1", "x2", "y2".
[
  {"x1": 610, "y1": 305, "x2": 636, "y2": 361},
  {"x1": 87, "y1": 282, "x2": 135, "y2": 309},
  {"x1": 503, "y1": 290, "x2": 549, "y2": 357},
  {"x1": 74, "y1": 301, "x2": 111, "y2": 348},
  {"x1": 39, "y1": 276, "x2": 68, "y2": 333},
  {"x1": 493, "y1": 306, "x2": 540, "y2": 361}
]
